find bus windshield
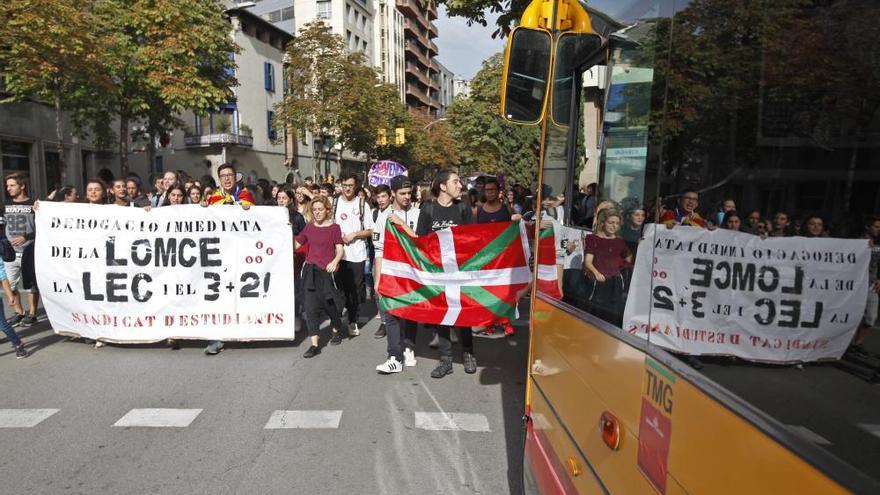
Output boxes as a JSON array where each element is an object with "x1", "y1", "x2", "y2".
[{"x1": 537, "y1": 0, "x2": 880, "y2": 485}]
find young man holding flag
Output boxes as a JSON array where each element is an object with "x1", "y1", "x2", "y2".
[
  {"x1": 374, "y1": 176, "x2": 420, "y2": 373},
  {"x1": 415, "y1": 170, "x2": 476, "y2": 378}
]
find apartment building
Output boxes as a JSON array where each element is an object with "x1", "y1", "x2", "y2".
[
  {"x1": 373, "y1": 0, "x2": 406, "y2": 101},
  {"x1": 0, "y1": 69, "x2": 118, "y2": 195},
  {"x1": 127, "y1": 7, "x2": 299, "y2": 185},
  {"x1": 397, "y1": 0, "x2": 440, "y2": 115},
  {"x1": 453, "y1": 77, "x2": 471, "y2": 99},
  {"x1": 435, "y1": 60, "x2": 455, "y2": 115},
  {"x1": 294, "y1": 0, "x2": 375, "y2": 64},
  {"x1": 246, "y1": 0, "x2": 296, "y2": 34}
]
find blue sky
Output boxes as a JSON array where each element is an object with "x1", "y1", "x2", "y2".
[{"x1": 434, "y1": 6, "x2": 505, "y2": 79}]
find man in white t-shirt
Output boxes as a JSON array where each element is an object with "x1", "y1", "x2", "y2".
[
  {"x1": 374, "y1": 175, "x2": 421, "y2": 374},
  {"x1": 333, "y1": 172, "x2": 374, "y2": 336}
]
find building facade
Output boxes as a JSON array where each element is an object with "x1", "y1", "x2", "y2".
[
  {"x1": 247, "y1": 0, "x2": 296, "y2": 34},
  {"x1": 397, "y1": 0, "x2": 440, "y2": 115},
  {"x1": 452, "y1": 77, "x2": 470, "y2": 99},
  {"x1": 294, "y1": 0, "x2": 375, "y2": 64},
  {"x1": 0, "y1": 99, "x2": 118, "y2": 197},
  {"x1": 127, "y1": 8, "x2": 298, "y2": 185},
  {"x1": 373, "y1": 0, "x2": 406, "y2": 102},
  {"x1": 435, "y1": 60, "x2": 455, "y2": 115}
]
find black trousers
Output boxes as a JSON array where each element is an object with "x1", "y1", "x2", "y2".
[
  {"x1": 303, "y1": 267, "x2": 345, "y2": 337},
  {"x1": 334, "y1": 260, "x2": 365, "y2": 324},
  {"x1": 437, "y1": 325, "x2": 473, "y2": 360},
  {"x1": 385, "y1": 311, "x2": 418, "y2": 361}
]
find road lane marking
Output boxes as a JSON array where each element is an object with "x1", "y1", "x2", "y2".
[
  {"x1": 0, "y1": 409, "x2": 59, "y2": 428},
  {"x1": 415, "y1": 412, "x2": 490, "y2": 432},
  {"x1": 787, "y1": 424, "x2": 831, "y2": 445},
  {"x1": 264, "y1": 410, "x2": 343, "y2": 429},
  {"x1": 113, "y1": 408, "x2": 203, "y2": 428}
]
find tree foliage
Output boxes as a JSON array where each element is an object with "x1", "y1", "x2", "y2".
[
  {"x1": 0, "y1": 0, "x2": 115, "y2": 170},
  {"x1": 437, "y1": 0, "x2": 531, "y2": 37},
  {"x1": 275, "y1": 21, "x2": 407, "y2": 160},
  {"x1": 446, "y1": 53, "x2": 539, "y2": 185},
  {"x1": 1, "y1": 0, "x2": 237, "y2": 177},
  {"x1": 375, "y1": 109, "x2": 459, "y2": 181}
]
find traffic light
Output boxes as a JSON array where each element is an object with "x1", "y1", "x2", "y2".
[
  {"x1": 395, "y1": 127, "x2": 406, "y2": 145},
  {"x1": 377, "y1": 128, "x2": 387, "y2": 146}
]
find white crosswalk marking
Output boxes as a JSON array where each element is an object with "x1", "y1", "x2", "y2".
[
  {"x1": 415, "y1": 412, "x2": 490, "y2": 432},
  {"x1": 0, "y1": 409, "x2": 59, "y2": 428},
  {"x1": 787, "y1": 424, "x2": 832, "y2": 445},
  {"x1": 113, "y1": 408, "x2": 203, "y2": 428},
  {"x1": 264, "y1": 410, "x2": 343, "y2": 429}
]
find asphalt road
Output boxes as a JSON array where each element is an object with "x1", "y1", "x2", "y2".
[{"x1": 0, "y1": 303, "x2": 528, "y2": 495}]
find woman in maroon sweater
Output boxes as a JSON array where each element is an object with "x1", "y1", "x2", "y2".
[
  {"x1": 295, "y1": 196, "x2": 346, "y2": 358},
  {"x1": 583, "y1": 208, "x2": 633, "y2": 325}
]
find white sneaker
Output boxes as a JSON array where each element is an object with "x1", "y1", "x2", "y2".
[
  {"x1": 94, "y1": 341, "x2": 105, "y2": 348},
  {"x1": 376, "y1": 356, "x2": 403, "y2": 374},
  {"x1": 450, "y1": 328, "x2": 459, "y2": 343},
  {"x1": 428, "y1": 333, "x2": 439, "y2": 348},
  {"x1": 403, "y1": 348, "x2": 417, "y2": 367},
  {"x1": 349, "y1": 322, "x2": 360, "y2": 337}
]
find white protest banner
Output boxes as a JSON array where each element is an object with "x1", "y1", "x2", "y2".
[
  {"x1": 35, "y1": 202, "x2": 295, "y2": 342},
  {"x1": 623, "y1": 225, "x2": 870, "y2": 363}
]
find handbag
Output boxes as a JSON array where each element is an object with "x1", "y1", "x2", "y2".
[{"x1": 0, "y1": 236, "x2": 16, "y2": 262}]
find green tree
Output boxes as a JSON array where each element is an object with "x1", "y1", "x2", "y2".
[
  {"x1": 0, "y1": 0, "x2": 113, "y2": 177},
  {"x1": 376, "y1": 109, "x2": 459, "y2": 181},
  {"x1": 446, "y1": 53, "x2": 539, "y2": 185},
  {"x1": 438, "y1": 0, "x2": 531, "y2": 37},
  {"x1": 99, "y1": 0, "x2": 237, "y2": 176},
  {"x1": 275, "y1": 21, "x2": 406, "y2": 173}
]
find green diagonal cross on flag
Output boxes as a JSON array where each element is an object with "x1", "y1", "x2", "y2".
[{"x1": 378, "y1": 220, "x2": 532, "y2": 327}]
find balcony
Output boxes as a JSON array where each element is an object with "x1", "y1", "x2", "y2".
[
  {"x1": 397, "y1": 0, "x2": 419, "y2": 18},
  {"x1": 404, "y1": 40, "x2": 430, "y2": 66},
  {"x1": 405, "y1": 83, "x2": 431, "y2": 106},
  {"x1": 184, "y1": 133, "x2": 253, "y2": 147},
  {"x1": 398, "y1": 0, "x2": 429, "y2": 29},
  {"x1": 428, "y1": 22, "x2": 438, "y2": 39},
  {"x1": 405, "y1": 61, "x2": 433, "y2": 87},
  {"x1": 427, "y1": 39, "x2": 438, "y2": 56}
]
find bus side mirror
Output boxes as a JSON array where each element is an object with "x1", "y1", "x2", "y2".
[
  {"x1": 501, "y1": 27, "x2": 553, "y2": 124},
  {"x1": 552, "y1": 33, "x2": 604, "y2": 126}
]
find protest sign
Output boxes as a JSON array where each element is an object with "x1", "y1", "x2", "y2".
[
  {"x1": 35, "y1": 202, "x2": 295, "y2": 342},
  {"x1": 367, "y1": 160, "x2": 407, "y2": 187},
  {"x1": 623, "y1": 225, "x2": 870, "y2": 363}
]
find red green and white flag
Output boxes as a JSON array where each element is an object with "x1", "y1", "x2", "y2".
[
  {"x1": 536, "y1": 226, "x2": 562, "y2": 299},
  {"x1": 378, "y1": 220, "x2": 531, "y2": 327}
]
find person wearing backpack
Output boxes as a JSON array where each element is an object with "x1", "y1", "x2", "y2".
[
  {"x1": 415, "y1": 169, "x2": 476, "y2": 378},
  {"x1": 333, "y1": 172, "x2": 374, "y2": 336},
  {"x1": 370, "y1": 185, "x2": 392, "y2": 338}
]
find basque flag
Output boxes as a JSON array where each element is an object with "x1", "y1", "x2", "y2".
[{"x1": 378, "y1": 220, "x2": 532, "y2": 327}]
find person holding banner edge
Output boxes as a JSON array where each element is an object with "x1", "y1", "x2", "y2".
[{"x1": 202, "y1": 163, "x2": 254, "y2": 355}]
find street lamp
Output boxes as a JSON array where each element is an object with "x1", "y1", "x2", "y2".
[
  {"x1": 320, "y1": 134, "x2": 336, "y2": 181},
  {"x1": 423, "y1": 117, "x2": 448, "y2": 130}
]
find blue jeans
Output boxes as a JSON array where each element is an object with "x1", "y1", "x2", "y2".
[{"x1": 0, "y1": 304, "x2": 22, "y2": 348}]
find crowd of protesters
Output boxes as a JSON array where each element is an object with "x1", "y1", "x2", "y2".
[
  {"x1": 5, "y1": 165, "x2": 877, "y2": 374},
  {"x1": 563, "y1": 185, "x2": 880, "y2": 367},
  {"x1": 1, "y1": 165, "x2": 542, "y2": 380}
]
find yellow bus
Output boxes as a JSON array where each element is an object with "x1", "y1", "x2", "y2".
[{"x1": 503, "y1": 0, "x2": 880, "y2": 493}]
